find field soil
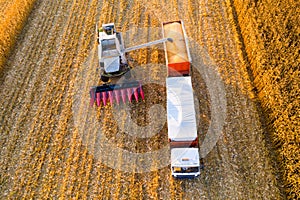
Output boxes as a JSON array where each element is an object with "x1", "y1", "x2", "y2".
[{"x1": 0, "y1": 0, "x2": 282, "y2": 199}]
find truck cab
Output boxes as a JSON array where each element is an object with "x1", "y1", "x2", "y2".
[{"x1": 171, "y1": 148, "x2": 200, "y2": 178}]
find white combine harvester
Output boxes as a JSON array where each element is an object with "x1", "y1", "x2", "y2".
[{"x1": 90, "y1": 23, "x2": 171, "y2": 106}]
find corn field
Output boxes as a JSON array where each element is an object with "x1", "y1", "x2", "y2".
[
  {"x1": 229, "y1": 0, "x2": 299, "y2": 199},
  {"x1": 0, "y1": 0, "x2": 297, "y2": 199},
  {"x1": 0, "y1": 0, "x2": 37, "y2": 71}
]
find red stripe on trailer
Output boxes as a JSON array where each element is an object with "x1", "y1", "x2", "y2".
[
  {"x1": 168, "y1": 61, "x2": 190, "y2": 77},
  {"x1": 169, "y1": 139, "x2": 198, "y2": 148}
]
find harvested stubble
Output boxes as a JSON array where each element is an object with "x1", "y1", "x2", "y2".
[
  {"x1": 229, "y1": 0, "x2": 300, "y2": 198},
  {"x1": 0, "y1": 0, "x2": 37, "y2": 71},
  {"x1": 0, "y1": 0, "x2": 290, "y2": 199}
]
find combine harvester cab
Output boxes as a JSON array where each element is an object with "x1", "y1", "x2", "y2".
[
  {"x1": 163, "y1": 20, "x2": 200, "y2": 178},
  {"x1": 97, "y1": 23, "x2": 129, "y2": 80}
]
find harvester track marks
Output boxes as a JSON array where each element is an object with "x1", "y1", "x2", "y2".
[
  {"x1": 190, "y1": 0, "x2": 279, "y2": 198},
  {"x1": 27, "y1": 4, "x2": 88, "y2": 198},
  {"x1": 192, "y1": 0, "x2": 243, "y2": 197},
  {"x1": 107, "y1": 111, "x2": 126, "y2": 199}
]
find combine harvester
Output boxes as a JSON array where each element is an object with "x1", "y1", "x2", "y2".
[
  {"x1": 90, "y1": 23, "x2": 171, "y2": 106},
  {"x1": 163, "y1": 20, "x2": 200, "y2": 178}
]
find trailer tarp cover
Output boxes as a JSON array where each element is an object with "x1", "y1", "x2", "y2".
[{"x1": 167, "y1": 77, "x2": 197, "y2": 141}]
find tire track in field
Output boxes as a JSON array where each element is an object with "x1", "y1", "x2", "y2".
[
  {"x1": 73, "y1": 4, "x2": 98, "y2": 199},
  {"x1": 72, "y1": 0, "x2": 108, "y2": 197},
  {"x1": 199, "y1": 0, "x2": 244, "y2": 197},
  {"x1": 200, "y1": 2, "x2": 278, "y2": 198},
  {"x1": 36, "y1": 0, "x2": 93, "y2": 198},
  {"x1": 187, "y1": 0, "x2": 244, "y2": 198},
  {"x1": 213, "y1": 2, "x2": 280, "y2": 199},
  {"x1": 183, "y1": 0, "x2": 279, "y2": 199},
  {"x1": 73, "y1": 44, "x2": 99, "y2": 199},
  {"x1": 71, "y1": 0, "x2": 102, "y2": 197}
]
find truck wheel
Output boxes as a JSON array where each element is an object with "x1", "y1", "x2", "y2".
[{"x1": 101, "y1": 75, "x2": 109, "y2": 82}]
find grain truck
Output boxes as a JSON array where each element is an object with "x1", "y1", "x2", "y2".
[{"x1": 163, "y1": 20, "x2": 200, "y2": 178}]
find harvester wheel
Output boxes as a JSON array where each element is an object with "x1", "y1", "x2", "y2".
[{"x1": 101, "y1": 75, "x2": 109, "y2": 82}]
